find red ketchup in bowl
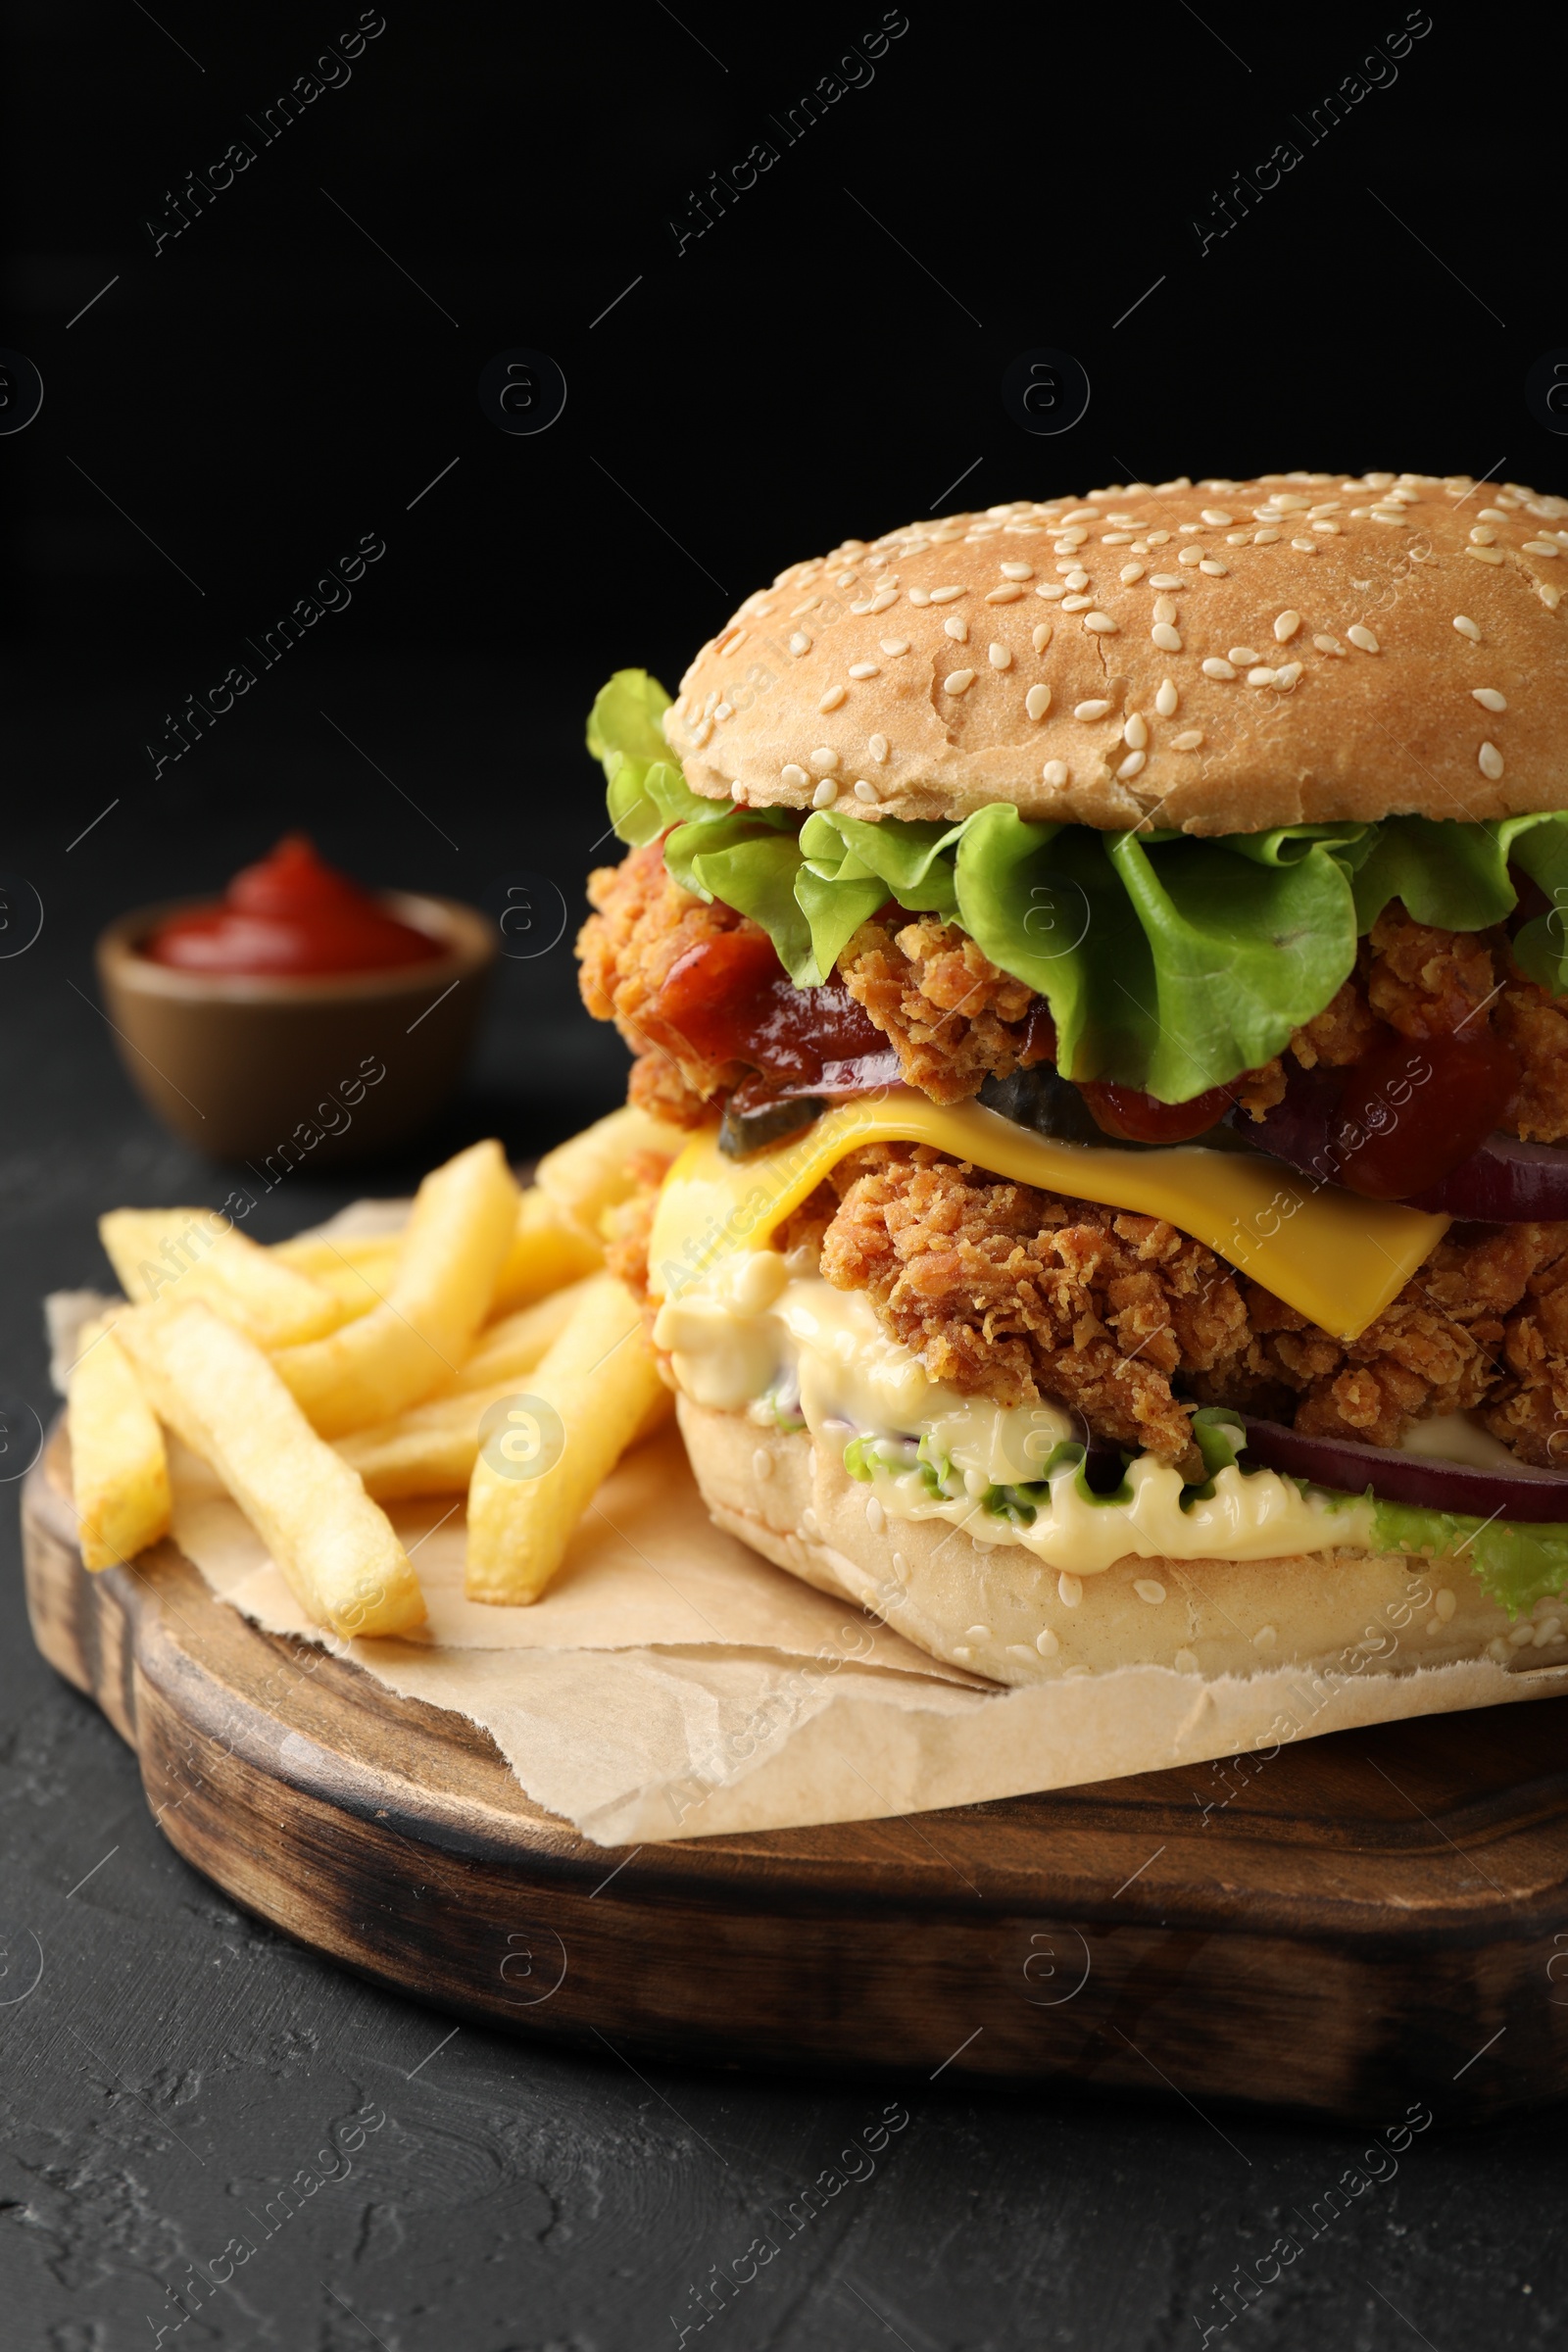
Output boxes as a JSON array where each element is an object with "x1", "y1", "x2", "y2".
[{"x1": 143, "y1": 835, "x2": 444, "y2": 977}]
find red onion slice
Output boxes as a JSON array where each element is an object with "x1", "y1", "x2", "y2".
[
  {"x1": 1239, "y1": 1415, "x2": 1568, "y2": 1521},
  {"x1": 1248, "y1": 1066, "x2": 1568, "y2": 1220}
]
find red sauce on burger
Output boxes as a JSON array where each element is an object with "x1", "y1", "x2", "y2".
[{"x1": 144, "y1": 835, "x2": 444, "y2": 977}]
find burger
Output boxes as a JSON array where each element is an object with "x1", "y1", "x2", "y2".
[{"x1": 574, "y1": 471, "x2": 1568, "y2": 1697}]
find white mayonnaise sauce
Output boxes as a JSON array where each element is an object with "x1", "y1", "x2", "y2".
[{"x1": 652, "y1": 1249, "x2": 1372, "y2": 1574}]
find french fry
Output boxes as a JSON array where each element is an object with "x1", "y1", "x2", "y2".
[
  {"x1": 67, "y1": 1315, "x2": 172, "y2": 1571},
  {"x1": 270, "y1": 1141, "x2": 520, "y2": 1438},
  {"x1": 466, "y1": 1274, "x2": 667, "y2": 1605},
  {"x1": 338, "y1": 1329, "x2": 672, "y2": 1500},
  {"x1": 101, "y1": 1208, "x2": 343, "y2": 1348},
  {"x1": 271, "y1": 1233, "x2": 402, "y2": 1324},
  {"x1": 533, "y1": 1103, "x2": 687, "y2": 1240},
  {"x1": 488, "y1": 1187, "x2": 604, "y2": 1314},
  {"x1": 442, "y1": 1278, "x2": 596, "y2": 1393},
  {"x1": 117, "y1": 1299, "x2": 425, "y2": 1639},
  {"x1": 336, "y1": 1380, "x2": 523, "y2": 1499}
]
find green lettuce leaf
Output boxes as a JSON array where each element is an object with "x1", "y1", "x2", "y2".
[
  {"x1": 953, "y1": 806, "x2": 1364, "y2": 1102},
  {"x1": 794, "y1": 808, "x2": 965, "y2": 979},
  {"x1": 588, "y1": 669, "x2": 722, "y2": 845},
  {"x1": 1368, "y1": 1495, "x2": 1568, "y2": 1619},
  {"x1": 666, "y1": 812, "x2": 817, "y2": 985}
]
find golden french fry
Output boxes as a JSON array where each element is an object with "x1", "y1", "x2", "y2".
[
  {"x1": 271, "y1": 1232, "x2": 401, "y2": 1323},
  {"x1": 443, "y1": 1278, "x2": 596, "y2": 1393},
  {"x1": 466, "y1": 1274, "x2": 666, "y2": 1604},
  {"x1": 338, "y1": 1344, "x2": 672, "y2": 1501},
  {"x1": 68, "y1": 1315, "x2": 172, "y2": 1571},
  {"x1": 270, "y1": 1141, "x2": 520, "y2": 1437},
  {"x1": 488, "y1": 1187, "x2": 604, "y2": 1314},
  {"x1": 336, "y1": 1380, "x2": 522, "y2": 1499},
  {"x1": 533, "y1": 1103, "x2": 686, "y2": 1240},
  {"x1": 118, "y1": 1299, "x2": 425, "y2": 1639},
  {"x1": 101, "y1": 1208, "x2": 343, "y2": 1348}
]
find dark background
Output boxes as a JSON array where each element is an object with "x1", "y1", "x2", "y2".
[{"x1": 4, "y1": 3, "x2": 1567, "y2": 2345}]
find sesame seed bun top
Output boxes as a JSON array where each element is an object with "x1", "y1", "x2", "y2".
[{"x1": 663, "y1": 471, "x2": 1568, "y2": 835}]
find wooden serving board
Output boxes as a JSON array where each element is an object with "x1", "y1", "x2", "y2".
[{"x1": 22, "y1": 1434, "x2": 1568, "y2": 2123}]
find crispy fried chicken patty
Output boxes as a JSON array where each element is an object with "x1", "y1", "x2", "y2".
[{"x1": 797, "y1": 1145, "x2": 1568, "y2": 1471}]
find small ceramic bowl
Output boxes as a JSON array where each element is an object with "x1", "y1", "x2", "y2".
[{"x1": 96, "y1": 892, "x2": 496, "y2": 1165}]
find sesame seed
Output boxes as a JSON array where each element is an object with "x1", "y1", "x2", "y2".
[
  {"x1": 789, "y1": 631, "x2": 811, "y2": 656},
  {"x1": 1291, "y1": 538, "x2": 1319, "y2": 554},
  {"x1": 868, "y1": 733, "x2": 890, "y2": 761},
  {"x1": 1523, "y1": 539, "x2": 1560, "y2": 558},
  {"x1": 1025, "y1": 683, "x2": 1052, "y2": 719},
  {"x1": 1031, "y1": 622, "x2": 1053, "y2": 654},
  {"x1": 929, "y1": 585, "x2": 965, "y2": 604},
  {"x1": 1000, "y1": 561, "x2": 1035, "y2": 580},
  {"x1": 907, "y1": 587, "x2": 930, "y2": 606},
  {"x1": 1153, "y1": 595, "x2": 1178, "y2": 625},
  {"x1": 811, "y1": 778, "x2": 838, "y2": 808},
  {"x1": 691, "y1": 719, "x2": 711, "y2": 746},
  {"x1": 1133, "y1": 1578, "x2": 1166, "y2": 1605},
  {"x1": 1042, "y1": 759, "x2": 1069, "y2": 786},
  {"x1": 1147, "y1": 531, "x2": 1171, "y2": 545},
  {"x1": 713, "y1": 703, "x2": 732, "y2": 722},
  {"x1": 810, "y1": 747, "x2": 839, "y2": 770},
  {"x1": 944, "y1": 615, "x2": 969, "y2": 641},
  {"x1": 1200, "y1": 509, "x2": 1233, "y2": 525},
  {"x1": 818, "y1": 685, "x2": 848, "y2": 710},
  {"x1": 1154, "y1": 679, "x2": 1178, "y2": 716},
  {"x1": 1274, "y1": 661, "x2": 1302, "y2": 689},
  {"x1": 1199, "y1": 559, "x2": 1229, "y2": 576},
  {"x1": 1314, "y1": 633, "x2": 1346, "y2": 655},
  {"x1": 791, "y1": 597, "x2": 821, "y2": 615},
  {"x1": 848, "y1": 662, "x2": 879, "y2": 679},
  {"x1": 1247, "y1": 666, "x2": 1277, "y2": 687},
  {"x1": 989, "y1": 641, "x2": 1012, "y2": 669},
  {"x1": 1062, "y1": 594, "x2": 1093, "y2": 612},
  {"x1": 1123, "y1": 712, "x2": 1149, "y2": 749},
  {"x1": 1177, "y1": 547, "x2": 1204, "y2": 565},
  {"x1": 1036, "y1": 1627, "x2": 1059, "y2": 1657},
  {"x1": 1151, "y1": 622, "x2": 1182, "y2": 651},
  {"x1": 853, "y1": 779, "x2": 879, "y2": 803},
  {"x1": 1477, "y1": 507, "x2": 1509, "y2": 523},
  {"x1": 985, "y1": 584, "x2": 1024, "y2": 603},
  {"x1": 1102, "y1": 531, "x2": 1134, "y2": 545},
  {"x1": 1035, "y1": 583, "x2": 1067, "y2": 601},
  {"x1": 1371, "y1": 509, "x2": 1407, "y2": 525},
  {"x1": 880, "y1": 637, "x2": 909, "y2": 656},
  {"x1": 730, "y1": 780, "x2": 746, "y2": 800},
  {"x1": 1201, "y1": 658, "x2": 1237, "y2": 679},
  {"x1": 1074, "y1": 699, "x2": 1112, "y2": 720},
  {"x1": 1253, "y1": 527, "x2": 1282, "y2": 544},
  {"x1": 867, "y1": 587, "x2": 900, "y2": 612},
  {"x1": 1273, "y1": 610, "x2": 1302, "y2": 642},
  {"x1": 1120, "y1": 562, "x2": 1147, "y2": 584},
  {"x1": 1311, "y1": 519, "x2": 1341, "y2": 533},
  {"x1": 1472, "y1": 687, "x2": 1508, "y2": 711},
  {"x1": 782, "y1": 763, "x2": 808, "y2": 789},
  {"x1": 943, "y1": 668, "x2": 975, "y2": 695},
  {"x1": 1468, "y1": 546, "x2": 1505, "y2": 564},
  {"x1": 1150, "y1": 573, "x2": 1184, "y2": 589},
  {"x1": 1348, "y1": 625, "x2": 1379, "y2": 653},
  {"x1": 1225, "y1": 532, "x2": 1250, "y2": 547},
  {"x1": 1054, "y1": 526, "x2": 1089, "y2": 547},
  {"x1": 1469, "y1": 525, "x2": 1497, "y2": 545},
  {"x1": 1480, "y1": 742, "x2": 1504, "y2": 779},
  {"x1": 1058, "y1": 1571, "x2": 1083, "y2": 1607},
  {"x1": 1171, "y1": 728, "x2": 1203, "y2": 750},
  {"x1": 1083, "y1": 612, "x2": 1119, "y2": 634},
  {"x1": 1452, "y1": 615, "x2": 1481, "y2": 641},
  {"x1": 1541, "y1": 582, "x2": 1563, "y2": 610},
  {"x1": 1117, "y1": 748, "x2": 1148, "y2": 779},
  {"x1": 1064, "y1": 569, "x2": 1090, "y2": 590},
  {"x1": 1228, "y1": 646, "x2": 1260, "y2": 664}
]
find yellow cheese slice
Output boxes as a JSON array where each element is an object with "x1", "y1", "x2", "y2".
[{"x1": 647, "y1": 1089, "x2": 1448, "y2": 1343}]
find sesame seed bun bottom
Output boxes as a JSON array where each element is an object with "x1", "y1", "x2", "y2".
[{"x1": 679, "y1": 1399, "x2": 1554, "y2": 1696}]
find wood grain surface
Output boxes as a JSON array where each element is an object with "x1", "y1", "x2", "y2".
[{"x1": 22, "y1": 1428, "x2": 1568, "y2": 2124}]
